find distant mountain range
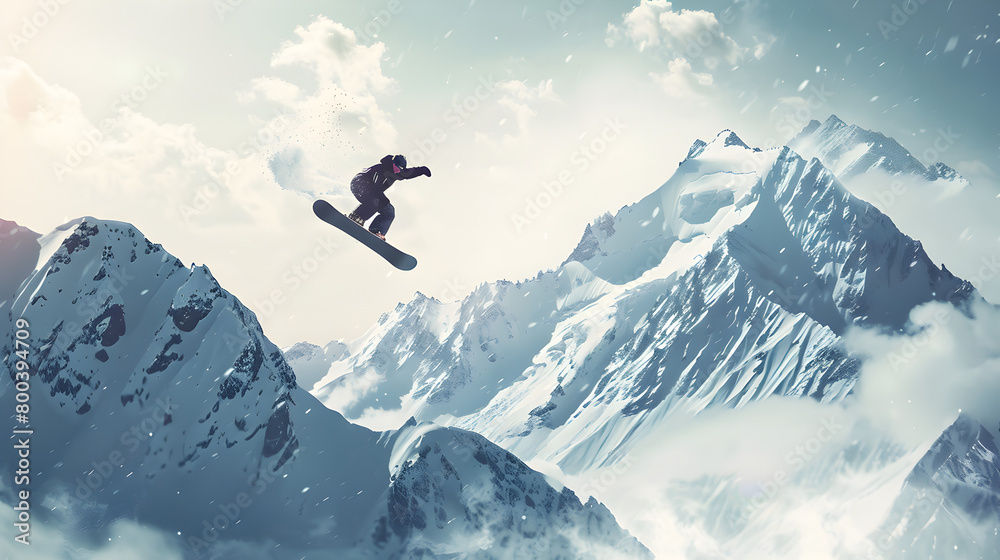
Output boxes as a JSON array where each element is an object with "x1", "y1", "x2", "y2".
[
  {"x1": 0, "y1": 218, "x2": 649, "y2": 559},
  {"x1": 3, "y1": 115, "x2": 996, "y2": 559},
  {"x1": 296, "y1": 115, "x2": 998, "y2": 558}
]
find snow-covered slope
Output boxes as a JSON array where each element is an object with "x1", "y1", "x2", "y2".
[
  {"x1": 380, "y1": 419, "x2": 650, "y2": 559},
  {"x1": 788, "y1": 114, "x2": 954, "y2": 181},
  {"x1": 282, "y1": 340, "x2": 349, "y2": 391},
  {"x1": 0, "y1": 217, "x2": 649, "y2": 559},
  {"x1": 868, "y1": 414, "x2": 1000, "y2": 559},
  {"x1": 0, "y1": 219, "x2": 40, "y2": 307},
  {"x1": 791, "y1": 114, "x2": 1000, "y2": 306},
  {"x1": 309, "y1": 127, "x2": 975, "y2": 475}
]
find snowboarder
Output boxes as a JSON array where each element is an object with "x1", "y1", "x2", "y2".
[{"x1": 347, "y1": 154, "x2": 431, "y2": 240}]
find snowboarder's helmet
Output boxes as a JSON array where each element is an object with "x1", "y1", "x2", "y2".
[{"x1": 392, "y1": 154, "x2": 407, "y2": 169}]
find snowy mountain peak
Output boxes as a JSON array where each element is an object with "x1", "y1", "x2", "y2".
[
  {"x1": 874, "y1": 414, "x2": 1000, "y2": 557},
  {"x1": 281, "y1": 339, "x2": 349, "y2": 391},
  {"x1": 825, "y1": 113, "x2": 846, "y2": 125},
  {"x1": 818, "y1": 113, "x2": 846, "y2": 128},
  {"x1": 1, "y1": 216, "x2": 648, "y2": 558},
  {"x1": 800, "y1": 114, "x2": 846, "y2": 132},
  {"x1": 559, "y1": 120, "x2": 973, "y2": 319},
  {"x1": 0, "y1": 217, "x2": 36, "y2": 238},
  {"x1": 563, "y1": 130, "x2": 784, "y2": 284},
  {"x1": 282, "y1": 340, "x2": 324, "y2": 362},
  {"x1": 926, "y1": 161, "x2": 961, "y2": 181},
  {"x1": 0, "y1": 218, "x2": 40, "y2": 305},
  {"x1": 720, "y1": 129, "x2": 750, "y2": 149},
  {"x1": 377, "y1": 421, "x2": 652, "y2": 558},
  {"x1": 685, "y1": 138, "x2": 708, "y2": 160},
  {"x1": 309, "y1": 119, "x2": 978, "y2": 484},
  {"x1": 683, "y1": 130, "x2": 759, "y2": 164},
  {"x1": 788, "y1": 114, "x2": 961, "y2": 183}
]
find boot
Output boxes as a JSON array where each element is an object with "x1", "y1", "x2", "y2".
[{"x1": 347, "y1": 210, "x2": 365, "y2": 227}]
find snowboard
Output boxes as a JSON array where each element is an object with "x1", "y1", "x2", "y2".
[{"x1": 312, "y1": 199, "x2": 417, "y2": 271}]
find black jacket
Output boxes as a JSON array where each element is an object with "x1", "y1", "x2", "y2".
[{"x1": 353, "y1": 155, "x2": 429, "y2": 194}]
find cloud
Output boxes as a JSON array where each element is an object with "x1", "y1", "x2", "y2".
[
  {"x1": 752, "y1": 33, "x2": 777, "y2": 59},
  {"x1": 316, "y1": 367, "x2": 385, "y2": 416},
  {"x1": 1, "y1": 57, "x2": 60, "y2": 120},
  {"x1": 615, "y1": 0, "x2": 747, "y2": 70},
  {"x1": 240, "y1": 16, "x2": 400, "y2": 195},
  {"x1": 617, "y1": 0, "x2": 669, "y2": 52},
  {"x1": 270, "y1": 17, "x2": 395, "y2": 97},
  {"x1": 561, "y1": 396, "x2": 885, "y2": 559},
  {"x1": 0, "y1": 498, "x2": 187, "y2": 560},
  {"x1": 240, "y1": 76, "x2": 302, "y2": 106},
  {"x1": 2, "y1": 16, "x2": 401, "y2": 203},
  {"x1": 954, "y1": 158, "x2": 998, "y2": 192},
  {"x1": 0, "y1": 493, "x2": 352, "y2": 559},
  {"x1": 0, "y1": 57, "x2": 264, "y2": 225},
  {"x1": 844, "y1": 299, "x2": 1000, "y2": 447},
  {"x1": 492, "y1": 79, "x2": 561, "y2": 141},
  {"x1": 562, "y1": 295, "x2": 1000, "y2": 558},
  {"x1": 841, "y1": 168, "x2": 1000, "y2": 304},
  {"x1": 650, "y1": 58, "x2": 715, "y2": 98},
  {"x1": 0, "y1": 24, "x2": 397, "y2": 348}
]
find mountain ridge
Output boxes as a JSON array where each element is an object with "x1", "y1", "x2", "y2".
[
  {"x1": 300, "y1": 118, "x2": 994, "y2": 558},
  {"x1": 310, "y1": 124, "x2": 976, "y2": 477},
  {"x1": 789, "y1": 114, "x2": 966, "y2": 184},
  {"x1": 0, "y1": 216, "x2": 649, "y2": 558}
]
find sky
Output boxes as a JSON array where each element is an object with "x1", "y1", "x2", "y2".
[{"x1": 2, "y1": 0, "x2": 998, "y2": 347}]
